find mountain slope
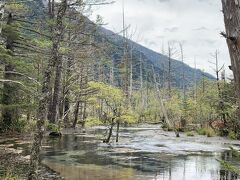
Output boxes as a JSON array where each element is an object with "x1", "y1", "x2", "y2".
[
  {"x1": 97, "y1": 26, "x2": 215, "y2": 88},
  {"x1": 32, "y1": 0, "x2": 215, "y2": 89}
]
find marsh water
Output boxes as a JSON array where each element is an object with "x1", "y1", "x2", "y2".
[{"x1": 39, "y1": 125, "x2": 240, "y2": 180}]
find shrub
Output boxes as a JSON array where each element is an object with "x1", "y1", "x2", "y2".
[
  {"x1": 230, "y1": 147, "x2": 240, "y2": 159},
  {"x1": 186, "y1": 131, "x2": 194, "y2": 136},
  {"x1": 206, "y1": 128, "x2": 215, "y2": 137},
  {"x1": 197, "y1": 128, "x2": 215, "y2": 137},
  {"x1": 6, "y1": 117, "x2": 36, "y2": 133},
  {"x1": 197, "y1": 128, "x2": 207, "y2": 135},
  {"x1": 161, "y1": 123, "x2": 168, "y2": 129},
  {"x1": 46, "y1": 123, "x2": 59, "y2": 132},
  {"x1": 228, "y1": 130, "x2": 237, "y2": 140},
  {"x1": 85, "y1": 117, "x2": 103, "y2": 127},
  {"x1": 162, "y1": 123, "x2": 174, "y2": 131},
  {"x1": 2, "y1": 171, "x2": 20, "y2": 180}
]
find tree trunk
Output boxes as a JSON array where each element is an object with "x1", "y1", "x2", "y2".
[
  {"x1": 48, "y1": 56, "x2": 63, "y2": 124},
  {"x1": 63, "y1": 54, "x2": 73, "y2": 126},
  {"x1": 28, "y1": 0, "x2": 67, "y2": 178},
  {"x1": 72, "y1": 100, "x2": 80, "y2": 128},
  {"x1": 104, "y1": 119, "x2": 115, "y2": 143},
  {"x1": 116, "y1": 121, "x2": 120, "y2": 142},
  {"x1": 167, "y1": 44, "x2": 172, "y2": 98},
  {"x1": 1, "y1": 13, "x2": 19, "y2": 130},
  {"x1": 221, "y1": 0, "x2": 240, "y2": 120},
  {"x1": 28, "y1": 55, "x2": 54, "y2": 179},
  {"x1": 152, "y1": 65, "x2": 179, "y2": 137},
  {"x1": 63, "y1": 96, "x2": 70, "y2": 126},
  {"x1": 0, "y1": 2, "x2": 4, "y2": 34},
  {"x1": 82, "y1": 101, "x2": 87, "y2": 128}
]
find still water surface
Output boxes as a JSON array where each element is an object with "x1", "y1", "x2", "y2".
[{"x1": 41, "y1": 125, "x2": 240, "y2": 180}]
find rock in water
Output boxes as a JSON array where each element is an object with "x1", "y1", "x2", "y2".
[{"x1": 49, "y1": 132, "x2": 62, "y2": 137}]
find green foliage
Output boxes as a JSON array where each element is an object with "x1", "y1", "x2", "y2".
[
  {"x1": 87, "y1": 81, "x2": 137, "y2": 125},
  {"x1": 218, "y1": 147, "x2": 240, "y2": 177},
  {"x1": 88, "y1": 81, "x2": 124, "y2": 105},
  {"x1": 230, "y1": 147, "x2": 240, "y2": 159},
  {"x1": 5, "y1": 1, "x2": 28, "y2": 13},
  {"x1": 197, "y1": 128, "x2": 207, "y2": 135},
  {"x1": 196, "y1": 128, "x2": 215, "y2": 137},
  {"x1": 2, "y1": 173, "x2": 20, "y2": 180},
  {"x1": 219, "y1": 160, "x2": 240, "y2": 175},
  {"x1": 46, "y1": 123, "x2": 60, "y2": 132},
  {"x1": 197, "y1": 128, "x2": 215, "y2": 137},
  {"x1": 228, "y1": 131, "x2": 237, "y2": 140},
  {"x1": 11, "y1": 118, "x2": 29, "y2": 133},
  {"x1": 0, "y1": 116, "x2": 35, "y2": 133},
  {"x1": 85, "y1": 117, "x2": 103, "y2": 127},
  {"x1": 162, "y1": 123, "x2": 173, "y2": 131},
  {"x1": 186, "y1": 131, "x2": 194, "y2": 136},
  {"x1": 0, "y1": 45, "x2": 12, "y2": 63},
  {"x1": 2, "y1": 24, "x2": 20, "y2": 41},
  {"x1": 206, "y1": 128, "x2": 215, "y2": 137},
  {"x1": 165, "y1": 92, "x2": 182, "y2": 119}
]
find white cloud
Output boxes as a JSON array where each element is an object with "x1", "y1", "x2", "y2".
[{"x1": 91, "y1": 0, "x2": 231, "y2": 76}]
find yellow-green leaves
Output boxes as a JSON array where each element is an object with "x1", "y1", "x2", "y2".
[{"x1": 88, "y1": 81, "x2": 124, "y2": 104}]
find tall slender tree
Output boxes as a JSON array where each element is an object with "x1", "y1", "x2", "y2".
[
  {"x1": 28, "y1": 0, "x2": 68, "y2": 178},
  {"x1": 221, "y1": 1, "x2": 240, "y2": 119}
]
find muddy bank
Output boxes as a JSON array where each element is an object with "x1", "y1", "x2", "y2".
[{"x1": 0, "y1": 137, "x2": 62, "y2": 179}]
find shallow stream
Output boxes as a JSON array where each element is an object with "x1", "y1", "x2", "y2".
[{"x1": 40, "y1": 125, "x2": 240, "y2": 180}]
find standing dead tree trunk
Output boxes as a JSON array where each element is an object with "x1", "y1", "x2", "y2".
[
  {"x1": 209, "y1": 50, "x2": 224, "y2": 97},
  {"x1": 179, "y1": 43, "x2": 186, "y2": 129},
  {"x1": 168, "y1": 45, "x2": 171, "y2": 97},
  {"x1": 167, "y1": 43, "x2": 176, "y2": 98},
  {"x1": 152, "y1": 65, "x2": 179, "y2": 137},
  {"x1": 221, "y1": 1, "x2": 240, "y2": 120},
  {"x1": 28, "y1": 0, "x2": 67, "y2": 179}
]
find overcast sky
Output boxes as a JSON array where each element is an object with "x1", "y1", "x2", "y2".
[{"x1": 91, "y1": 0, "x2": 231, "y2": 76}]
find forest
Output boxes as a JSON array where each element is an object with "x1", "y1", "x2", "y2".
[{"x1": 0, "y1": 0, "x2": 240, "y2": 180}]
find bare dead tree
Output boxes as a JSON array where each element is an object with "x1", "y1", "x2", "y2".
[
  {"x1": 179, "y1": 43, "x2": 186, "y2": 99},
  {"x1": 152, "y1": 65, "x2": 179, "y2": 137},
  {"x1": 167, "y1": 42, "x2": 177, "y2": 98},
  {"x1": 209, "y1": 50, "x2": 224, "y2": 98}
]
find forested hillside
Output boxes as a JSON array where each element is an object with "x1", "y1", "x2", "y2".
[
  {"x1": 37, "y1": 0, "x2": 215, "y2": 89},
  {"x1": 98, "y1": 27, "x2": 215, "y2": 87}
]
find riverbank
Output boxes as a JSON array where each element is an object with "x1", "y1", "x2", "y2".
[{"x1": 0, "y1": 136, "x2": 62, "y2": 179}]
